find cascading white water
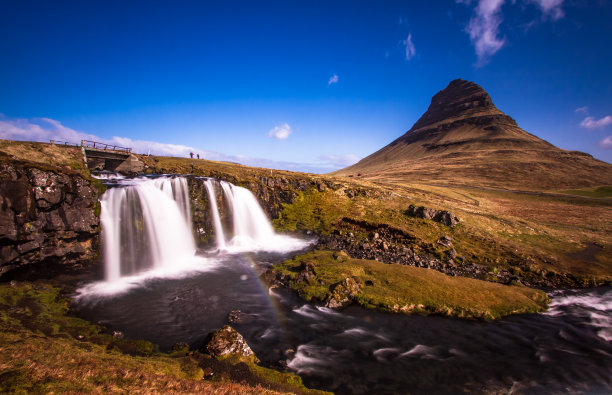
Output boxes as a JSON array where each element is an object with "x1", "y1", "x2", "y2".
[
  {"x1": 221, "y1": 182, "x2": 274, "y2": 245},
  {"x1": 204, "y1": 179, "x2": 226, "y2": 249},
  {"x1": 219, "y1": 181, "x2": 310, "y2": 252},
  {"x1": 100, "y1": 177, "x2": 197, "y2": 282},
  {"x1": 79, "y1": 175, "x2": 310, "y2": 298}
]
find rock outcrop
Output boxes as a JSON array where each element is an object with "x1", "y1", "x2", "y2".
[
  {"x1": 406, "y1": 205, "x2": 459, "y2": 227},
  {"x1": 204, "y1": 325, "x2": 256, "y2": 361},
  {"x1": 0, "y1": 160, "x2": 102, "y2": 278},
  {"x1": 325, "y1": 277, "x2": 361, "y2": 309}
]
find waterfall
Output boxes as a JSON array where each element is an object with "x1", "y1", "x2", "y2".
[
  {"x1": 100, "y1": 176, "x2": 197, "y2": 282},
  {"x1": 219, "y1": 181, "x2": 308, "y2": 252},
  {"x1": 203, "y1": 179, "x2": 226, "y2": 249},
  {"x1": 85, "y1": 175, "x2": 310, "y2": 297},
  {"x1": 221, "y1": 182, "x2": 273, "y2": 246}
]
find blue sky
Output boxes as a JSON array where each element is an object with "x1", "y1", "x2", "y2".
[{"x1": 1, "y1": 0, "x2": 611, "y2": 172}]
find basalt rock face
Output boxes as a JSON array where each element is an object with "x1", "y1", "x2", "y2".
[
  {"x1": 0, "y1": 160, "x2": 102, "y2": 279},
  {"x1": 336, "y1": 79, "x2": 612, "y2": 190},
  {"x1": 410, "y1": 79, "x2": 508, "y2": 130}
]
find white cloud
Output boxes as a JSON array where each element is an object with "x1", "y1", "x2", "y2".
[
  {"x1": 527, "y1": 0, "x2": 564, "y2": 20},
  {"x1": 328, "y1": 74, "x2": 339, "y2": 85},
  {"x1": 318, "y1": 154, "x2": 360, "y2": 168},
  {"x1": 580, "y1": 116, "x2": 612, "y2": 129},
  {"x1": 267, "y1": 123, "x2": 292, "y2": 140},
  {"x1": 464, "y1": 0, "x2": 506, "y2": 66},
  {"x1": 458, "y1": 0, "x2": 564, "y2": 65},
  {"x1": 598, "y1": 136, "x2": 612, "y2": 149},
  {"x1": 0, "y1": 116, "x2": 196, "y2": 157},
  {"x1": 575, "y1": 106, "x2": 588, "y2": 114},
  {"x1": 0, "y1": 116, "x2": 358, "y2": 174},
  {"x1": 403, "y1": 33, "x2": 416, "y2": 60}
]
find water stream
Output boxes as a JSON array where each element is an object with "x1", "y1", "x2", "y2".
[{"x1": 76, "y1": 174, "x2": 612, "y2": 394}]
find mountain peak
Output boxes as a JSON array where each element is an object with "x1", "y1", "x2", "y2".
[
  {"x1": 334, "y1": 79, "x2": 612, "y2": 190},
  {"x1": 411, "y1": 79, "x2": 502, "y2": 130}
]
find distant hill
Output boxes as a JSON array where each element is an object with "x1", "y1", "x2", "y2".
[{"x1": 334, "y1": 79, "x2": 612, "y2": 191}]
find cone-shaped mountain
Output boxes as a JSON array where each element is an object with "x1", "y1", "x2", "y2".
[{"x1": 335, "y1": 79, "x2": 612, "y2": 190}]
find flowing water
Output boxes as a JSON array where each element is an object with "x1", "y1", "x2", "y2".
[{"x1": 75, "y1": 175, "x2": 612, "y2": 394}]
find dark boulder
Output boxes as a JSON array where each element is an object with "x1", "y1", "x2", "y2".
[
  {"x1": 204, "y1": 325, "x2": 256, "y2": 360},
  {"x1": 406, "y1": 205, "x2": 459, "y2": 227}
]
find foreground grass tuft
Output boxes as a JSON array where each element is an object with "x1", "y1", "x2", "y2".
[
  {"x1": 0, "y1": 282, "x2": 327, "y2": 394},
  {"x1": 274, "y1": 251, "x2": 550, "y2": 320}
]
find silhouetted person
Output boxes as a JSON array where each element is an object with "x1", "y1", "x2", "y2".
[
  {"x1": 189, "y1": 152, "x2": 194, "y2": 158},
  {"x1": 197, "y1": 154, "x2": 200, "y2": 159}
]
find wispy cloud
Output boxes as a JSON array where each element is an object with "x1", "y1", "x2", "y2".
[
  {"x1": 318, "y1": 154, "x2": 360, "y2": 168},
  {"x1": 575, "y1": 106, "x2": 589, "y2": 114},
  {"x1": 464, "y1": 0, "x2": 506, "y2": 66},
  {"x1": 267, "y1": 123, "x2": 292, "y2": 140},
  {"x1": 458, "y1": 0, "x2": 565, "y2": 65},
  {"x1": 403, "y1": 33, "x2": 416, "y2": 60},
  {"x1": 580, "y1": 115, "x2": 612, "y2": 129},
  {"x1": 328, "y1": 74, "x2": 339, "y2": 85},
  {"x1": 527, "y1": 0, "x2": 564, "y2": 20},
  {"x1": 598, "y1": 136, "x2": 612, "y2": 149},
  {"x1": 0, "y1": 116, "x2": 200, "y2": 157}
]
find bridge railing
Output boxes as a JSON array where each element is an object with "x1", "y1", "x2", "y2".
[{"x1": 81, "y1": 140, "x2": 132, "y2": 153}]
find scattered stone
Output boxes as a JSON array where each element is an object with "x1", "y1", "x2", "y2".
[
  {"x1": 406, "y1": 205, "x2": 459, "y2": 227},
  {"x1": 333, "y1": 251, "x2": 350, "y2": 261},
  {"x1": 171, "y1": 342, "x2": 190, "y2": 353},
  {"x1": 227, "y1": 310, "x2": 256, "y2": 325},
  {"x1": 202, "y1": 367, "x2": 214, "y2": 378},
  {"x1": 204, "y1": 325, "x2": 257, "y2": 361},
  {"x1": 438, "y1": 236, "x2": 453, "y2": 248},
  {"x1": 296, "y1": 261, "x2": 317, "y2": 282},
  {"x1": 325, "y1": 277, "x2": 362, "y2": 309}
]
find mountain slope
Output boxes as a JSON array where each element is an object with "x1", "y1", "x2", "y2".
[{"x1": 335, "y1": 79, "x2": 612, "y2": 191}]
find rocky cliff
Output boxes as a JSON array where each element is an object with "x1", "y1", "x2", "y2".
[{"x1": 0, "y1": 158, "x2": 103, "y2": 279}]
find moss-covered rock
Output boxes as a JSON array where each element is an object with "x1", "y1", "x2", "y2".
[{"x1": 205, "y1": 325, "x2": 257, "y2": 361}]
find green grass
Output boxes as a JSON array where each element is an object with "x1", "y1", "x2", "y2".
[
  {"x1": 275, "y1": 251, "x2": 550, "y2": 320},
  {"x1": 559, "y1": 185, "x2": 612, "y2": 198}
]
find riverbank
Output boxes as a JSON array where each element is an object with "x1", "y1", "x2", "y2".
[
  {"x1": 270, "y1": 250, "x2": 550, "y2": 319},
  {"x1": 0, "y1": 281, "x2": 328, "y2": 394}
]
